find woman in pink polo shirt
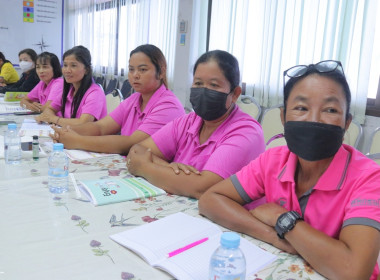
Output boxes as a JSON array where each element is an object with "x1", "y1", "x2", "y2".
[
  {"x1": 50, "y1": 44, "x2": 185, "y2": 154},
  {"x1": 20, "y1": 52, "x2": 63, "y2": 112},
  {"x1": 126, "y1": 50, "x2": 265, "y2": 199},
  {"x1": 199, "y1": 60, "x2": 380, "y2": 279},
  {"x1": 35, "y1": 46, "x2": 106, "y2": 126}
]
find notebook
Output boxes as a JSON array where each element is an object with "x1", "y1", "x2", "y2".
[
  {"x1": 4, "y1": 91, "x2": 28, "y2": 102},
  {"x1": 79, "y1": 177, "x2": 166, "y2": 206},
  {"x1": 110, "y1": 212, "x2": 277, "y2": 280}
]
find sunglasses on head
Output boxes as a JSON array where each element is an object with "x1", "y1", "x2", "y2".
[{"x1": 283, "y1": 60, "x2": 345, "y2": 89}]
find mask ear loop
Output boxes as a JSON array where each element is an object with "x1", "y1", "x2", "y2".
[{"x1": 226, "y1": 90, "x2": 236, "y2": 112}]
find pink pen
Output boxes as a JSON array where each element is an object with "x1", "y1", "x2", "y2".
[{"x1": 167, "y1": 237, "x2": 209, "y2": 258}]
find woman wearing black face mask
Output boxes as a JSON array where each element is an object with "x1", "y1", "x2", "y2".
[
  {"x1": 199, "y1": 60, "x2": 380, "y2": 280},
  {"x1": 126, "y1": 50, "x2": 265, "y2": 199}
]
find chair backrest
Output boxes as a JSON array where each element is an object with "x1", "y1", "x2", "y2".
[
  {"x1": 105, "y1": 90, "x2": 121, "y2": 114},
  {"x1": 366, "y1": 127, "x2": 380, "y2": 165},
  {"x1": 260, "y1": 104, "x2": 284, "y2": 145},
  {"x1": 120, "y1": 79, "x2": 134, "y2": 99},
  {"x1": 105, "y1": 78, "x2": 118, "y2": 95},
  {"x1": 236, "y1": 95, "x2": 261, "y2": 120},
  {"x1": 95, "y1": 76, "x2": 105, "y2": 89},
  {"x1": 265, "y1": 135, "x2": 287, "y2": 150},
  {"x1": 96, "y1": 83, "x2": 104, "y2": 92},
  {"x1": 343, "y1": 119, "x2": 362, "y2": 148}
]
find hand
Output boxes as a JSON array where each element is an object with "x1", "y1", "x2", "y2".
[
  {"x1": 127, "y1": 148, "x2": 153, "y2": 177},
  {"x1": 35, "y1": 111, "x2": 56, "y2": 124},
  {"x1": 50, "y1": 125, "x2": 79, "y2": 148},
  {"x1": 21, "y1": 100, "x2": 42, "y2": 113},
  {"x1": 167, "y1": 162, "x2": 200, "y2": 175},
  {"x1": 250, "y1": 203, "x2": 288, "y2": 227}
]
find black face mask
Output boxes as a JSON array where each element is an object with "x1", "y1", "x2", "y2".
[
  {"x1": 284, "y1": 121, "x2": 345, "y2": 161},
  {"x1": 190, "y1": 87, "x2": 232, "y2": 121}
]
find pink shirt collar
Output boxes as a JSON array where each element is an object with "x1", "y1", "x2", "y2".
[
  {"x1": 278, "y1": 145, "x2": 351, "y2": 191},
  {"x1": 187, "y1": 105, "x2": 239, "y2": 146},
  {"x1": 131, "y1": 84, "x2": 167, "y2": 115}
]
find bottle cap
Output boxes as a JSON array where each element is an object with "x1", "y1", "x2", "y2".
[
  {"x1": 7, "y1": 123, "x2": 17, "y2": 130},
  {"x1": 53, "y1": 143, "x2": 64, "y2": 151},
  {"x1": 33, "y1": 135, "x2": 38, "y2": 140},
  {"x1": 220, "y1": 232, "x2": 240, "y2": 248}
]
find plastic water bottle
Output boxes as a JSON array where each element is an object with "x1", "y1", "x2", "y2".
[
  {"x1": 48, "y1": 143, "x2": 69, "y2": 193},
  {"x1": 4, "y1": 123, "x2": 21, "y2": 164},
  {"x1": 209, "y1": 232, "x2": 246, "y2": 280}
]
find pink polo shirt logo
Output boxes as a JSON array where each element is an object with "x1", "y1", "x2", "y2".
[{"x1": 351, "y1": 198, "x2": 380, "y2": 207}]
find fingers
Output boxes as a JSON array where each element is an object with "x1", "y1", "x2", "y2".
[{"x1": 168, "y1": 163, "x2": 181, "y2": 174}]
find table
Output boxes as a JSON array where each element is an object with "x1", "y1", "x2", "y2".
[{"x1": 0, "y1": 115, "x2": 326, "y2": 280}]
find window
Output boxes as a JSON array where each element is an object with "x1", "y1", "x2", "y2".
[
  {"x1": 208, "y1": 0, "x2": 380, "y2": 121},
  {"x1": 66, "y1": 0, "x2": 178, "y2": 85}
]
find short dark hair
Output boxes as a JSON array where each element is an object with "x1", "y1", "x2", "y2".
[
  {"x1": 18, "y1": 48, "x2": 38, "y2": 63},
  {"x1": 0, "y1": 52, "x2": 6, "y2": 62},
  {"x1": 193, "y1": 50, "x2": 240, "y2": 91},
  {"x1": 37, "y1": 52, "x2": 62, "y2": 78},
  {"x1": 130, "y1": 44, "x2": 168, "y2": 88},
  {"x1": 283, "y1": 68, "x2": 351, "y2": 120},
  {"x1": 61, "y1": 45, "x2": 93, "y2": 118}
]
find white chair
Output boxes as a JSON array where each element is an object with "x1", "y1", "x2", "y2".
[
  {"x1": 343, "y1": 119, "x2": 363, "y2": 148},
  {"x1": 366, "y1": 127, "x2": 380, "y2": 165},
  {"x1": 236, "y1": 95, "x2": 261, "y2": 120},
  {"x1": 260, "y1": 104, "x2": 284, "y2": 148},
  {"x1": 106, "y1": 89, "x2": 123, "y2": 114}
]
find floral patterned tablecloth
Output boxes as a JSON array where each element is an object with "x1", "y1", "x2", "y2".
[{"x1": 0, "y1": 116, "x2": 326, "y2": 280}]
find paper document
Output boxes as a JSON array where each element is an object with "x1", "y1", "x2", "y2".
[
  {"x1": 65, "y1": 149, "x2": 118, "y2": 160},
  {"x1": 19, "y1": 119, "x2": 54, "y2": 137},
  {"x1": 110, "y1": 212, "x2": 277, "y2": 280},
  {"x1": 0, "y1": 104, "x2": 32, "y2": 115}
]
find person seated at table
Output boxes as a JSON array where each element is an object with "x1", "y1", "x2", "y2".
[
  {"x1": 20, "y1": 52, "x2": 63, "y2": 113},
  {"x1": 126, "y1": 50, "x2": 265, "y2": 199},
  {"x1": 199, "y1": 60, "x2": 380, "y2": 280},
  {"x1": 0, "y1": 48, "x2": 39, "y2": 93},
  {"x1": 35, "y1": 45, "x2": 107, "y2": 126},
  {"x1": 49, "y1": 44, "x2": 185, "y2": 154},
  {"x1": 0, "y1": 51, "x2": 19, "y2": 86}
]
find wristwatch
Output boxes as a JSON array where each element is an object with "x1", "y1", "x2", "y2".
[{"x1": 275, "y1": 211, "x2": 303, "y2": 239}]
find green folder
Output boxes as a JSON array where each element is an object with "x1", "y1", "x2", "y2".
[{"x1": 4, "y1": 92, "x2": 29, "y2": 102}]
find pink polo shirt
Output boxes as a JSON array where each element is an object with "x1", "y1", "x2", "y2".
[
  {"x1": 27, "y1": 77, "x2": 63, "y2": 105},
  {"x1": 50, "y1": 83, "x2": 107, "y2": 120},
  {"x1": 109, "y1": 84, "x2": 185, "y2": 136},
  {"x1": 152, "y1": 105, "x2": 265, "y2": 179},
  {"x1": 232, "y1": 144, "x2": 380, "y2": 279}
]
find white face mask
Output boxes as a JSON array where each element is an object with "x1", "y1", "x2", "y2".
[{"x1": 19, "y1": 61, "x2": 34, "y2": 73}]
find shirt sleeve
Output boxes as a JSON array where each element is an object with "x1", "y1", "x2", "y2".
[
  {"x1": 151, "y1": 118, "x2": 180, "y2": 161},
  {"x1": 27, "y1": 81, "x2": 41, "y2": 102},
  {"x1": 202, "y1": 122, "x2": 265, "y2": 179},
  {"x1": 46, "y1": 78, "x2": 63, "y2": 102},
  {"x1": 50, "y1": 86, "x2": 64, "y2": 112},
  {"x1": 109, "y1": 97, "x2": 132, "y2": 127},
  {"x1": 232, "y1": 151, "x2": 267, "y2": 201},
  {"x1": 343, "y1": 172, "x2": 380, "y2": 231},
  {"x1": 78, "y1": 85, "x2": 107, "y2": 120}
]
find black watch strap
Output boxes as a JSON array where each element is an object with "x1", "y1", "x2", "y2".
[{"x1": 275, "y1": 210, "x2": 303, "y2": 239}]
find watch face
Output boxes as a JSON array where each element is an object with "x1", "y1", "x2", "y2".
[{"x1": 279, "y1": 216, "x2": 291, "y2": 227}]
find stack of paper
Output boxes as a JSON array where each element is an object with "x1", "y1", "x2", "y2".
[{"x1": 19, "y1": 119, "x2": 54, "y2": 138}]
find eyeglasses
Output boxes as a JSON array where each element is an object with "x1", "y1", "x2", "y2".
[{"x1": 283, "y1": 60, "x2": 345, "y2": 89}]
